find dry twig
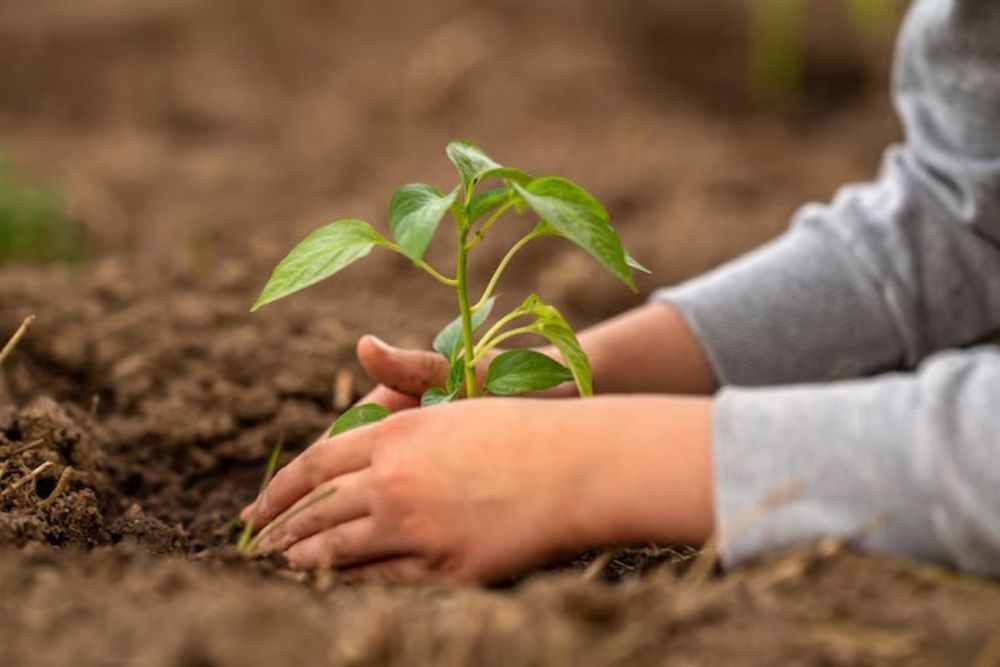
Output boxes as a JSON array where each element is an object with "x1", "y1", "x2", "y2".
[
  {"x1": 38, "y1": 466, "x2": 74, "y2": 508},
  {"x1": 0, "y1": 461, "x2": 53, "y2": 499},
  {"x1": 0, "y1": 439, "x2": 45, "y2": 461},
  {"x1": 682, "y1": 480, "x2": 803, "y2": 588},
  {"x1": 581, "y1": 551, "x2": 614, "y2": 582},
  {"x1": 0, "y1": 315, "x2": 36, "y2": 366}
]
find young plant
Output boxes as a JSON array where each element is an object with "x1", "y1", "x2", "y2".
[
  {"x1": 0, "y1": 158, "x2": 82, "y2": 264},
  {"x1": 253, "y1": 141, "x2": 647, "y2": 435}
]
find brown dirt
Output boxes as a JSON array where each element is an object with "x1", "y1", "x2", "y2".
[{"x1": 1, "y1": 0, "x2": 999, "y2": 665}]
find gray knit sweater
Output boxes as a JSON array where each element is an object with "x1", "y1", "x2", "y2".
[{"x1": 655, "y1": 0, "x2": 1000, "y2": 575}]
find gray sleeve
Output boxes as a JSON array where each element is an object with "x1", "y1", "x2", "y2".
[
  {"x1": 649, "y1": 0, "x2": 1000, "y2": 572},
  {"x1": 653, "y1": 0, "x2": 1000, "y2": 387},
  {"x1": 714, "y1": 347, "x2": 1000, "y2": 577}
]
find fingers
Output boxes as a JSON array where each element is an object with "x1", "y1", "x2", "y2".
[
  {"x1": 284, "y1": 517, "x2": 407, "y2": 569},
  {"x1": 357, "y1": 335, "x2": 450, "y2": 396},
  {"x1": 241, "y1": 426, "x2": 379, "y2": 525},
  {"x1": 254, "y1": 471, "x2": 370, "y2": 552},
  {"x1": 357, "y1": 385, "x2": 420, "y2": 413}
]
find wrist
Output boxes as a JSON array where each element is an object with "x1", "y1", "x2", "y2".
[{"x1": 567, "y1": 396, "x2": 715, "y2": 549}]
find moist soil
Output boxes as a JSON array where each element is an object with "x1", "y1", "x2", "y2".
[{"x1": 1, "y1": 1, "x2": 999, "y2": 665}]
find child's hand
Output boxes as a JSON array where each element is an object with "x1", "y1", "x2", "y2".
[
  {"x1": 356, "y1": 303, "x2": 718, "y2": 412},
  {"x1": 239, "y1": 395, "x2": 714, "y2": 583},
  {"x1": 355, "y1": 335, "x2": 568, "y2": 412}
]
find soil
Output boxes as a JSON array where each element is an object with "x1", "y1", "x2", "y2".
[{"x1": 1, "y1": 0, "x2": 999, "y2": 665}]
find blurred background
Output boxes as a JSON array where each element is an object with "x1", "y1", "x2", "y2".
[{"x1": 0, "y1": 0, "x2": 904, "y2": 338}]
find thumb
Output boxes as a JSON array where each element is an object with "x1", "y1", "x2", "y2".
[{"x1": 357, "y1": 335, "x2": 450, "y2": 397}]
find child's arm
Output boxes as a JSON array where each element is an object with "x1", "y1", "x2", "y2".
[
  {"x1": 354, "y1": 301, "x2": 718, "y2": 410},
  {"x1": 713, "y1": 347, "x2": 1000, "y2": 576},
  {"x1": 653, "y1": 0, "x2": 1000, "y2": 390},
  {"x1": 656, "y1": 0, "x2": 1000, "y2": 575},
  {"x1": 246, "y1": 0, "x2": 1000, "y2": 579},
  {"x1": 241, "y1": 394, "x2": 715, "y2": 581}
]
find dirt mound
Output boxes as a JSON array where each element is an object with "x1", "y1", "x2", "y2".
[{"x1": 0, "y1": 262, "x2": 351, "y2": 554}]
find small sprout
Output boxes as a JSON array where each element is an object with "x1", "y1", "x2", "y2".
[
  {"x1": 237, "y1": 442, "x2": 283, "y2": 555},
  {"x1": 0, "y1": 159, "x2": 83, "y2": 264},
  {"x1": 253, "y1": 140, "x2": 645, "y2": 410},
  {"x1": 244, "y1": 142, "x2": 648, "y2": 555}
]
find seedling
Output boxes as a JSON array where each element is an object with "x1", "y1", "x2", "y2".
[
  {"x1": 0, "y1": 158, "x2": 82, "y2": 264},
  {"x1": 236, "y1": 442, "x2": 283, "y2": 553},
  {"x1": 253, "y1": 141, "x2": 647, "y2": 435}
]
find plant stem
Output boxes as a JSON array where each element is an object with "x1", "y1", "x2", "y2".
[
  {"x1": 467, "y1": 201, "x2": 515, "y2": 249},
  {"x1": 384, "y1": 243, "x2": 458, "y2": 287},
  {"x1": 237, "y1": 442, "x2": 283, "y2": 554},
  {"x1": 470, "y1": 325, "x2": 537, "y2": 366},
  {"x1": 471, "y1": 230, "x2": 541, "y2": 311},
  {"x1": 474, "y1": 309, "x2": 530, "y2": 353},
  {"x1": 456, "y1": 235, "x2": 478, "y2": 398}
]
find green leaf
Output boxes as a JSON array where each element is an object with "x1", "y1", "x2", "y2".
[
  {"x1": 328, "y1": 403, "x2": 390, "y2": 437},
  {"x1": 467, "y1": 186, "x2": 515, "y2": 223},
  {"x1": 445, "y1": 140, "x2": 533, "y2": 193},
  {"x1": 421, "y1": 359, "x2": 464, "y2": 407},
  {"x1": 626, "y1": 251, "x2": 651, "y2": 275},
  {"x1": 388, "y1": 184, "x2": 457, "y2": 262},
  {"x1": 252, "y1": 219, "x2": 387, "y2": 311},
  {"x1": 445, "y1": 357, "x2": 465, "y2": 394},
  {"x1": 510, "y1": 294, "x2": 593, "y2": 397},
  {"x1": 484, "y1": 350, "x2": 573, "y2": 396},
  {"x1": 432, "y1": 296, "x2": 496, "y2": 360},
  {"x1": 514, "y1": 178, "x2": 635, "y2": 291},
  {"x1": 421, "y1": 387, "x2": 455, "y2": 407},
  {"x1": 533, "y1": 308, "x2": 593, "y2": 397}
]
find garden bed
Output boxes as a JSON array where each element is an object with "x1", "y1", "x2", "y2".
[{"x1": 1, "y1": 0, "x2": 998, "y2": 664}]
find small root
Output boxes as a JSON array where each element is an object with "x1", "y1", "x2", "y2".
[
  {"x1": 581, "y1": 551, "x2": 613, "y2": 582},
  {"x1": 0, "y1": 461, "x2": 53, "y2": 499},
  {"x1": 0, "y1": 439, "x2": 45, "y2": 461},
  {"x1": 0, "y1": 314, "x2": 36, "y2": 366},
  {"x1": 38, "y1": 466, "x2": 73, "y2": 508},
  {"x1": 683, "y1": 480, "x2": 802, "y2": 589}
]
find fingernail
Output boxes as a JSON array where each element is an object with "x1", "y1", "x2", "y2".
[{"x1": 370, "y1": 336, "x2": 393, "y2": 355}]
